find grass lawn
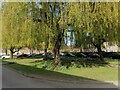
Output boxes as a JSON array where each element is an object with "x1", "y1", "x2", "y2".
[
  {"x1": 57, "y1": 66, "x2": 118, "y2": 81},
  {"x1": 2, "y1": 58, "x2": 118, "y2": 81},
  {"x1": 105, "y1": 59, "x2": 119, "y2": 65}
]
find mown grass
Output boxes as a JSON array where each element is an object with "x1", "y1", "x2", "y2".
[
  {"x1": 106, "y1": 59, "x2": 119, "y2": 65},
  {"x1": 57, "y1": 66, "x2": 118, "y2": 81},
  {"x1": 2, "y1": 58, "x2": 119, "y2": 81}
]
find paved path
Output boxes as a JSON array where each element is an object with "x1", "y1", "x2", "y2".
[{"x1": 2, "y1": 65, "x2": 118, "y2": 88}]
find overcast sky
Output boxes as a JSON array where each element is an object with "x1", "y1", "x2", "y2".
[{"x1": 0, "y1": 0, "x2": 4, "y2": 8}]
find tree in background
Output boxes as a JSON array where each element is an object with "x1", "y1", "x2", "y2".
[
  {"x1": 2, "y1": 2, "x2": 34, "y2": 58},
  {"x1": 67, "y1": 2, "x2": 118, "y2": 60},
  {"x1": 2, "y1": 2, "x2": 23, "y2": 58},
  {"x1": 1, "y1": 2, "x2": 119, "y2": 62}
]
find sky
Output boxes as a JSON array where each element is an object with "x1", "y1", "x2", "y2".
[
  {"x1": 0, "y1": 2, "x2": 2, "y2": 8},
  {"x1": 0, "y1": 0, "x2": 4, "y2": 8}
]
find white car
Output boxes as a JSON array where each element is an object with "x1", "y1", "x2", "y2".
[
  {"x1": 60, "y1": 52, "x2": 65, "y2": 56},
  {"x1": 1, "y1": 55, "x2": 10, "y2": 59}
]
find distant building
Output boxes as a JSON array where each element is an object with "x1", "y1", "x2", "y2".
[{"x1": 64, "y1": 26, "x2": 75, "y2": 46}]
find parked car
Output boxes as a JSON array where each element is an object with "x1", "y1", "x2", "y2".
[
  {"x1": 74, "y1": 53, "x2": 87, "y2": 58},
  {"x1": 42, "y1": 52, "x2": 54, "y2": 60},
  {"x1": 88, "y1": 53, "x2": 100, "y2": 58},
  {"x1": 60, "y1": 52, "x2": 66, "y2": 56},
  {"x1": 17, "y1": 54, "x2": 28, "y2": 58},
  {"x1": 1, "y1": 55, "x2": 10, "y2": 59},
  {"x1": 27, "y1": 54, "x2": 43, "y2": 58},
  {"x1": 108, "y1": 53, "x2": 120, "y2": 59},
  {"x1": 42, "y1": 52, "x2": 54, "y2": 58},
  {"x1": 68, "y1": 53, "x2": 76, "y2": 57},
  {"x1": 61, "y1": 52, "x2": 76, "y2": 57}
]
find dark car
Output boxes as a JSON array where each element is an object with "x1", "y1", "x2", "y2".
[
  {"x1": 88, "y1": 53, "x2": 100, "y2": 58},
  {"x1": 108, "y1": 53, "x2": 120, "y2": 59},
  {"x1": 42, "y1": 52, "x2": 54, "y2": 60},
  {"x1": 42, "y1": 52, "x2": 54, "y2": 58},
  {"x1": 17, "y1": 54, "x2": 28, "y2": 58},
  {"x1": 74, "y1": 53, "x2": 87, "y2": 58},
  {"x1": 62, "y1": 52, "x2": 76, "y2": 57},
  {"x1": 27, "y1": 54, "x2": 43, "y2": 58}
]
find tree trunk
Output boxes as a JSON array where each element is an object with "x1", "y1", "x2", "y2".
[
  {"x1": 55, "y1": 54, "x2": 61, "y2": 66},
  {"x1": 5, "y1": 49, "x2": 7, "y2": 55},
  {"x1": 10, "y1": 48, "x2": 14, "y2": 59},
  {"x1": 80, "y1": 48, "x2": 83, "y2": 52},
  {"x1": 93, "y1": 42, "x2": 104, "y2": 60},
  {"x1": 54, "y1": 45, "x2": 61, "y2": 67},
  {"x1": 44, "y1": 48, "x2": 47, "y2": 60},
  {"x1": 44, "y1": 36, "x2": 49, "y2": 60},
  {"x1": 53, "y1": 30, "x2": 64, "y2": 67},
  {"x1": 96, "y1": 45, "x2": 103, "y2": 60}
]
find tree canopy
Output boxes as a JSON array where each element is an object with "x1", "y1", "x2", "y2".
[{"x1": 1, "y1": 2, "x2": 119, "y2": 60}]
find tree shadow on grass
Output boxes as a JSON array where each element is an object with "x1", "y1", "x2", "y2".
[
  {"x1": 4, "y1": 62, "x2": 118, "y2": 88},
  {"x1": 29, "y1": 57, "x2": 109, "y2": 69},
  {"x1": 61, "y1": 57, "x2": 109, "y2": 68}
]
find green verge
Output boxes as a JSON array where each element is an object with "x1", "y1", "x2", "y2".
[{"x1": 2, "y1": 58, "x2": 118, "y2": 81}]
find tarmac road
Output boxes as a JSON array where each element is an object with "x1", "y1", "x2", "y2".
[{"x1": 2, "y1": 65, "x2": 118, "y2": 88}]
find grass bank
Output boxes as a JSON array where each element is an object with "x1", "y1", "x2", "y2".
[{"x1": 2, "y1": 58, "x2": 118, "y2": 81}]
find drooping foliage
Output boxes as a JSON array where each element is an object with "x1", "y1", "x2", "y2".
[
  {"x1": 1, "y1": 2, "x2": 119, "y2": 60},
  {"x1": 67, "y1": 2, "x2": 118, "y2": 59}
]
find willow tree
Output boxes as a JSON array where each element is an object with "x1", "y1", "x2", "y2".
[
  {"x1": 46, "y1": 2, "x2": 68, "y2": 66},
  {"x1": 67, "y1": 2, "x2": 91, "y2": 51},
  {"x1": 2, "y1": 2, "x2": 33, "y2": 58},
  {"x1": 67, "y1": 2, "x2": 118, "y2": 60},
  {"x1": 88, "y1": 2, "x2": 118, "y2": 60},
  {"x1": 28, "y1": 2, "x2": 51, "y2": 57},
  {"x1": 31, "y1": 2, "x2": 68, "y2": 66},
  {"x1": 118, "y1": 2, "x2": 120, "y2": 46}
]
